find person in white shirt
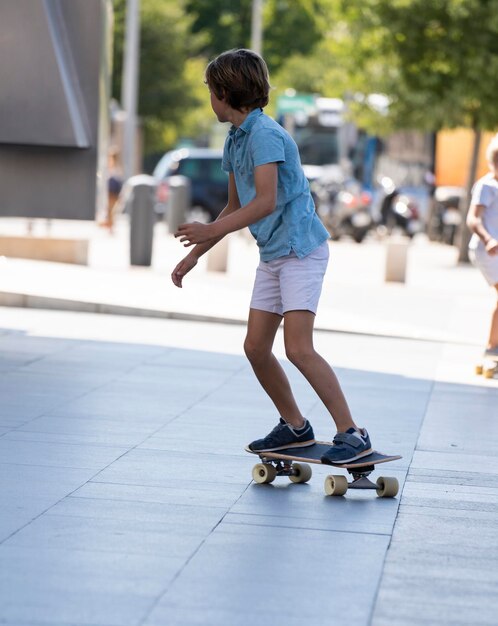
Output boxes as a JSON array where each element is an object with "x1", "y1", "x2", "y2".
[{"x1": 467, "y1": 134, "x2": 498, "y2": 359}]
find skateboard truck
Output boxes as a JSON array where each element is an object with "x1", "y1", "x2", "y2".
[
  {"x1": 348, "y1": 466, "x2": 378, "y2": 491},
  {"x1": 250, "y1": 446, "x2": 401, "y2": 497},
  {"x1": 256, "y1": 457, "x2": 313, "y2": 484}
]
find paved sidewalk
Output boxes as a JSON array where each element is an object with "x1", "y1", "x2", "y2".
[
  {"x1": 1, "y1": 218, "x2": 498, "y2": 625},
  {"x1": 0, "y1": 216, "x2": 494, "y2": 347}
]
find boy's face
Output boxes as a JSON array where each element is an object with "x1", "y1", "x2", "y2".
[{"x1": 210, "y1": 91, "x2": 229, "y2": 123}]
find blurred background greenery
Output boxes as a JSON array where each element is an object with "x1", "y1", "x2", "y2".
[{"x1": 112, "y1": 0, "x2": 498, "y2": 162}]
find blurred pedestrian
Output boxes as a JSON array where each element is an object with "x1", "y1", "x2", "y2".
[
  {"x1": 100, "y1": 147, "x2": 124, "y2": 232},
  {"x1": 467, "y1": 134, "x2": 498, "y2": 362},
  {"x1": 171, "y1": 49, "x2": 373, "y2": 463}
]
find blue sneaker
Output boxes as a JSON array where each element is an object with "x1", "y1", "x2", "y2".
[
  {"x1": 484, "y1": 346, "x2": 498, "y2": 358},
  {"x1": 247, "y1": 418, "x2": 315, "y2": 453},
  {"x1": 320, "y1": 428, "x2": 373, "y2": 464}
]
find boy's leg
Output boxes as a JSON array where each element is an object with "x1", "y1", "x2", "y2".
[
  {"x1": 244, "y1": 308, "x2": 305, "y2": 428},
  {"x1": 283, "y1": 310, "x2": 357, "y2": 433},
  {"x1": 486, "y1": 286, "x2": 498, "y2": 349}
]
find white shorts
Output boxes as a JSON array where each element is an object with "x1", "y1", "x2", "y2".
[
  {"x1": 250, "y1": 242, "x2": 329, "y2": 316},
  {"x1": 469, "y1": 242, "x2": 498, "y2": 287}
]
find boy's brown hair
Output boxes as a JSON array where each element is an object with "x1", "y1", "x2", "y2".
[{"x1": 205, "y1": 49, "x2": 270, "y2": 111}]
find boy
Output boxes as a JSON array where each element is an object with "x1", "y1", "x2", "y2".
[
  {"x1": 171, "y1": 49, "x2": 372, "y2": 464},
  {"x1": 467, "y1": 134, "x2": 498, "y2": 361}
]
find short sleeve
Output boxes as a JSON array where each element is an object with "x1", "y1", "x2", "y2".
[
  {"x1": 222, "y1": 136, "x2": 233, "y2": 173},
  {"x1": 471, "y1": 179, "x2": 493, "y2": 207},
  {"x1": 251, "y1": 129, "x2": 286, "y2": 167}
]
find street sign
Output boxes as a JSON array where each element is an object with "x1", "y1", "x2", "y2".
[{"x1": 276, "y1": 93, "x2": 316, "y2": 116}]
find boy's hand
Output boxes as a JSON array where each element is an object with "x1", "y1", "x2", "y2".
[
  {"x1": 175, "y1": 222, "x2": 215, "y2": 246},
  {"x1": 171, "y1": 254, "x2": 198, "y2": 288},
  {"x1": 485, "y1": 238, "x2": 498, "y2": 256}
]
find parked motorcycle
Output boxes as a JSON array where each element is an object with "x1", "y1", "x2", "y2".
[
  {"x1": 374, "y1": 177, "x2": 423, "y2": 238},
  {"x1": 430, "y1": 186, "x2": 464, "y2": 246},
  {"x1": 311, "y1": 172, "x2": 374, "y2": 243}
]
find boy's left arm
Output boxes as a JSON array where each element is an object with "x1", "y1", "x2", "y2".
[{"x1": 175, "y1": 163, "x2": 277, "y2": 246}]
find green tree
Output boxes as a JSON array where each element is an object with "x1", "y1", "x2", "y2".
[
  {"x1": 325, "y1": 0, "x2": 498, "y2": 259},
  {"x1": 337, "y1": 0, "x2": 498, "y2": 132},
  {"x1": 184, "y1": 0, "x2": 326, "y2": 72},
  {"x1": 184, "y1": 0, "x2": 253, "y2": 56},
  {"x1": 112, "y1": 0, "x2": 209, "y2": 156}
]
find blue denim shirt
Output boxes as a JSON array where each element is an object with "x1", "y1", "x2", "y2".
[{"x1": 222, "y1": 108, "x2": 329, "y2": 261}]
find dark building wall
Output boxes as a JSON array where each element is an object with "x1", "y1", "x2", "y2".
[{"x1": 0, "y1": 0, "x2": 111, "y2": 219}]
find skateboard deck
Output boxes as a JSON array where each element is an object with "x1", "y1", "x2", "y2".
[
  {"x1": 476, "y1": 354, "x2": 498, "y2": 379},
  {"x1": 246, "y1": 442, "x2": 402, "y2": 497}
]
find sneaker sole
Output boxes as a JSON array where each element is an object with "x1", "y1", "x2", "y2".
[
  {"x1": 320, "y1": 447, "x2": 373, "y2": 465},
  {"x1": 245, "y1": 439, "x2": 316, "y2": 454}
]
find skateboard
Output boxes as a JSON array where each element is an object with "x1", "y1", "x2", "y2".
[
  {"x1": 246, "y1": 442, "x2": 402, "y2": 497},
  {"x1": 476, "y1": 353, "x2": 498, "y2": 379}
]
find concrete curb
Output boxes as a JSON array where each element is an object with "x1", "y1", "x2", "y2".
[{"x1": 0, "y1": 289, "x2": 479, "y2": 347}]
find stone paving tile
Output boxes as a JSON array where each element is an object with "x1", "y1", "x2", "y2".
[
  {"x1": 400, "y1": 480, "x2": 498, "y2": 512},
  {"x1": 0, "y1": 621, "x2": 111, "y2": 626},
  {"x1": 0, "y1": 587, "x2": 152, "y2": 626},
  {"x1": 411, "y1": 450, "x2": 498, "y2": 473},
  {"x1": 372, "y1": 503, "x2": 498, "y2": 626},
  {"x1": 150, "y1": 348, "x2": 246, "y2": 371},
  {"x1": 137, "y1": 416, "x2": 269, "y2": 456},
  {"x1": 229, "y1": 470, "x2": 406, "y2": 536},
  {"x1": 7, "y1": 413, "x2": 163, "y2": 447},
  {"x1": 2, "y1": 307, "x2": 489, "y2": 626},
  {"x1": 73, "y1": 479, "x2": 245, "y2": 509},
  {"x1": 46, "y1": 495, "x2": 228, "y2": 528},
  {"x1": 4, "y1": 513, "x2": 209, "y2": 558},
  {"x1": 143, "y1": 522, "x2": 389, "y2": 626},
  {"x1": 1, "y1": 396, "x2": 73, "y2": 418},
  {"x1": 0, "y1": 463, "x2": 95, "y2": 497},
  {"x1": 46, "y1": 395, "x2": 185, "y2": 421},
  {"x1": 145, "y1": 608, "x2": 339, "y2": 626},
  {"x1": 0, "y1": 544, "x2": 183, "y2": 598},
  {"x1": 92, "y1": 448, "x2": 250, "y2": 488},
  {"x1": 0, "y1": 438, "x2": 129, "y2": 470},
  {"x1": 372, "y1": 354, "x2": 498, "y2": 626}
]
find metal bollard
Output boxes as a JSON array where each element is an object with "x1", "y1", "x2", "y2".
[
  {"x1": 167, "y1": 176, "x2": 191, "y2": 234},
  {"x1": 126, "y1": 174, "x2": 156, "y2": 266},
  {"x1": 385, "y1": 235, "x2": 409, "y2": 283}
]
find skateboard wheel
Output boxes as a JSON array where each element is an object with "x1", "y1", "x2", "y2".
[
  {"x1": 324, "y1": 475, "x2": 348, "y2": 496},
  {"x1": 484, "y1": 368, "x2": 495, "y2": 379},
  {"x1": 376, "y1": 476, "x2": 399, "y2": 498},
  {"x1": 252, "y1": 463, "x2": 277, "y2": 484},
  {"x1": 289, "y1": 463, "x2": 312, "y2": 484},
  {"x1": 476, "y1": 364, "x2": 483, "y2": 375}
]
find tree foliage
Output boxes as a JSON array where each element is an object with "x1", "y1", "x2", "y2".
[
  {"x1": 335, "y1": 0, "x2": 498, "y2": 133},
  {"x1": 112, "y1": 0, "x2": 498, "y2": 160},
  {"x1": 112, "y1": 0, "x2": 209, "y2": 154},
  {"x1": 184, "y1": 0, "x2": 326, "y2": 72},
  {"x1": 184, "y1": 0, "x2": 253, "y2": 57}
]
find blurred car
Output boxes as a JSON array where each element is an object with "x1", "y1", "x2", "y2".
[{"x1": 153, "y1": 148, "x2": 228, "y2": 222}]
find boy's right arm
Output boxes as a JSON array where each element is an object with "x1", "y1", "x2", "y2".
[{"x1": 171, "y1": 173, "x2": 241, "y2": 287}]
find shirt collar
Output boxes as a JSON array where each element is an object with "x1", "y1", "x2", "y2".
[{"x1": 228, "y1": 108, "x2": 263, "y2": 136}]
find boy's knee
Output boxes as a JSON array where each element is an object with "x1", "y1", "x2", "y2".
[
  {"x1": 285, "y1": 345, "x2": 314, "y2": 368},
  {"x1": 244, "y1": 338, "x2": 268, "y2": 364}
]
